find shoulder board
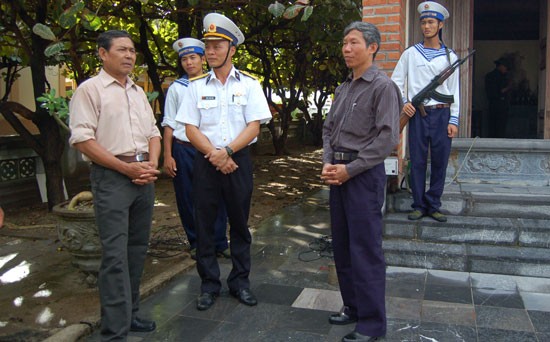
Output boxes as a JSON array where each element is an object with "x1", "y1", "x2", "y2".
[
  {"x1": 239, "y1": 70, "x2": 258, "y2": 80},
  {"x1": 173, "y1": 78, "x2": 189, "y2": 87},
  {"x1": 189, "y1": 73, "x2": 209, "y2": 82}
]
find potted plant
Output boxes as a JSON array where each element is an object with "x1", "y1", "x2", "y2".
[{"x1": 52, "y1": 191, "x2": 100, "y2": 286}]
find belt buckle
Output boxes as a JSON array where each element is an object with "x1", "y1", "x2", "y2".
[
  {"x1": 334, "y1": 152, "x2": 345, "y2": 160},
  {"x1": 135, "y1": 153, "x2": 146, "y2": 162}
]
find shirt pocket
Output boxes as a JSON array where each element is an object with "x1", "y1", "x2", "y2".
[
  {"x1": 229, "y1": 95, "x2": 247, "y2": 124},
  {"x1": 197, "y1": 99, "x2": 219, "y2": 126},
  {"x1": 345, "y1": 103, "x2": 376, "y2": 136}
]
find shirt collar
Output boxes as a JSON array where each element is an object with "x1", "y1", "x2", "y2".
[
  {"x1": 98, "y1": 69, "x2": 135, "y2": 89},
  {"x1": 205, "y1": 66, "x2": 240, "y2": 85},
  {"x1": 346, "y1": 64, "x2": 379, "y2": 83}
]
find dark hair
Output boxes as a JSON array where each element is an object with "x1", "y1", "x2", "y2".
[
  {"x1": 97, "y1": 30, "x2": 132, "y2": 51},
  {"x1": 343, "y1": 21, "x2": 381, "y2": 59}
]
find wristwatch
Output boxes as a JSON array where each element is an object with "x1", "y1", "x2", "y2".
[{"x1": 224, "y1": 146, "x2": 234, "y2": 157}]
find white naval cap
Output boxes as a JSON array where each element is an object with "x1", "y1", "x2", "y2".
[
  {"x1": 418, "y1": 1, "x2": 449, "y2": 21},
  {"x1": 172, "y1": 38, "x2": 205, "y2": 58},
  {"x1": 202, "y1": 13, "x2": 245, "y2": 46}
]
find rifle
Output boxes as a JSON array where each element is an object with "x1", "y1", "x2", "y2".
[{"x1": 399, "y1": 49, "x2": 476, "y2": 132}]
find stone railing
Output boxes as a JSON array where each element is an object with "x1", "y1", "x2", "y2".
[{"x1": 447, "y1": 138, "x2": 550, "y2": 186}]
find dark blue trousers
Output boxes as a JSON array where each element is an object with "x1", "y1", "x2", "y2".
[
  {"x1": 330, "y1": 163, "x2": 387, "y2": 337},
  {"x1": 192, "y1": 147, "x2": 253, "y2": 294},
  {"x1": 408, "y1": 107, "x2": 452, "y2": 214},
  {"x1": 90, "y1": 164, "x2": 153, "y2": 341},
  {"x1": 172, "y1": 142, "x2": 228, "y2": 251}
]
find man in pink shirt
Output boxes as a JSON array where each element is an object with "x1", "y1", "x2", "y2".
[{"x1": 69, "y1": 30, "x2": 160, "y2": 341}]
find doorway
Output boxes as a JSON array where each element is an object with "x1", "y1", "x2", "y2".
[{"x1": 472, "y1": 0, "x2": 541, "y2": 139}]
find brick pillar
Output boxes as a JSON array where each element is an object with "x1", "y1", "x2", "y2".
[
  {"x1": 362, "y1": 0, "x2": 407, "y2": 73},
  {"x1": 362, "y1": 0, "x2": 408, "y2": 188}
]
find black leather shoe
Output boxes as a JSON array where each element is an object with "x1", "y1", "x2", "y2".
[
  {"x1": 197, "y1": 292, "x2": 217, "y2": 311},
  {"x1": 329, "y1": 312, "x2": 357, "y2": 325},
  {"x1": 130, "y1": 317, "x2": 156, "y2": 332},
  {"x1": 230, "y1": 288, "x2": 258, "y2": 306},
  {"x1": 342, "y1": 331, "x2": 384, "y2": 342}
]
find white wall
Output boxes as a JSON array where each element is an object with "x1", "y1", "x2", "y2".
[{"x1": 0, "y1": 66, "x2": 65, "y2": 136}]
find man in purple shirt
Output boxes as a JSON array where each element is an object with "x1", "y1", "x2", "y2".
[{"x1": 321, "y1": 21, "x2": 401, "y2": 342}]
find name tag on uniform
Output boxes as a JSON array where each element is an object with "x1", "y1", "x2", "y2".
[{"x1": 202, "y1": 96, "x2": 216, "y2": 100}]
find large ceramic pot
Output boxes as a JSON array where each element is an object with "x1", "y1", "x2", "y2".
[{"x1": 53, "y1": 193, "x2": 100, "y2": 286}]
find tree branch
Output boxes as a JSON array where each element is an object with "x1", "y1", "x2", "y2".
[{"x1": 0, "y1": 101, "x2": 44, "y2": 155}]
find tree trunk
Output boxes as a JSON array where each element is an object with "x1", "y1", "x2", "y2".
[
  {"x1": 39, "y1": 121, "x2": 66, "y2": 210},
  {"x1": 136, "y1": 2, "x2": 165, "y2": 118},
  {"x1": 29, "y1": 14, "x2": 66, "y2": 210}
]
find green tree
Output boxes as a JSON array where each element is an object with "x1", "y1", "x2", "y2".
[
  {"x1": 237, "y1": 0, "x2": 361, "y2": 154},
  {"x1": 0, "y1": 0, "x2": 360, "y2": 209},
  {"x1": 0, "y1": 0, "x2": 102, "y2": 210}
]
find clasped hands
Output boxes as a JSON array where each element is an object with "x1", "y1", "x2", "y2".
[
  {"x1": 205, "y1": 148, "x2": 238, "y2": 174},
  {"x1": 127, "y1": 161, "x2": 160, "y2": 185},
  {"x1": 320, "y1": 163, "x2": 350, "y2": 186}
]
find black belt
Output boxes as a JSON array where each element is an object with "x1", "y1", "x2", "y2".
[
  {"x1": 424, "y1": 103, "x2": 450, "y2": 110},
  {"x1": 333, "y1": 151, "x2": 358, "y2": 161},
  {"x1": 174, "y1": 138, "x2": 193, "y2": 147},
  {"x1": 115, "y1": 153, "x2": 149, "y2": 163}
]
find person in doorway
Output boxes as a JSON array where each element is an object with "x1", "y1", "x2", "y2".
[
  {"x1": 176, "y1": 13, "x2": 271, "y2": 311},
  {"x1": 321, "y1": 21, "x2": 401, "y2": 342},
  {"x1": 162, "y1": 37, "x2": 230, "y2": 260},
  {"x1": 485, "y1": 57, "x2": 512, "y2": 138},
  {"x1": 69, "y1": 30, "x2": 160, "y2": 340},
  {"x1": 391, "y1": 1, "x2": 460, "y2": 223}
]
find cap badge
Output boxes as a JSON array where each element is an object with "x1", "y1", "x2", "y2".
[
  {"x1": 424, "y1": 4, "x2": 430, "y2": 10},
  {"x1": 208, "y1": 23, "x2": 216, "y2": 33}
]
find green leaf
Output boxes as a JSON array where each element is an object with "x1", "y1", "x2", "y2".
[
  {"x1": 71, "y1": 2, "x2": 85, "y2": 14},
  {"x1": 32, "y1": 23, "x2": 56, "y2": 41},
  {"x1": 146, "y1": 91, "x2": 159, "y2": 102},
  {"x1": 301, "y1": 6, "x2": 313, "y2": 21},
  {"x1": 138, "y1": 0, "x2": 148, "y2": 4},
  {"x1": 44, "y1": 42, "x2": 66, "y2": 57},
  {"x1": 83, "y1": 14, "x2": 102, "y2": 31},
  {"x1": 283, "y1": 4, "x2": 305, "y2": 20},
  {"x1": 59, "y1": 12, "x2": 78, "y2": 29},
  {"x1": 268, "y1": 2, "x2": 286, "y2": 18},
  {"x1": 188, "y1": 0, "x2": 200, "y2": 6}
]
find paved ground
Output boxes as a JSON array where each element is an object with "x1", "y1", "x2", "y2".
[{"x1": 85, "y1": 189, "x2": 550, "y2": 342}]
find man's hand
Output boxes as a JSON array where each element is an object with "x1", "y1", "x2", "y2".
[
  {"x1": 125, "y1": 161, "x2": 160, "y2": 185},
  {"x1": 218, "y1": 157, "x2": 239, "y2": 174},
  {"x1": 402, "y1": 103, "x2": 416, "y2": 117},
  {"x1": 448, "y1": 124, "x2": 458, "y2": 138},
  {"x1": 163, "y1": 156, "x2": 177, "y2": 178},
  {"x1": 205, "y1": 148, "x2": 229, "y2": 169},
  {"x1": 321, "y1": 163, "x2": 350, "y2": 186}
]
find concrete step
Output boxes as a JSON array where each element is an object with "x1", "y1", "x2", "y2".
[
  {"x1": 384, "y1": 213, "x2": 550, "y2": 248},
  {"x1": 382, "y1": 212, "x2": 550, "y2": 278},
  {"x1": 382, "y1": 238, "x2": 550, "y2": 278},
  {"x1": 386, "y1": 185, "x2": 550, "y2": 219}
]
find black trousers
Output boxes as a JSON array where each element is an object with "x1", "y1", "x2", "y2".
[
  {"x1": 192, "y1": 147, "x2": 253, "y2": 294},
  {"x1": 90, "y1": 164, "x2": 154, "y2": 341}
]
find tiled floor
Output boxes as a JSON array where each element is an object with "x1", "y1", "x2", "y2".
[{"x1": 87, "y1": 190, "x2": 550, "y2": 341}]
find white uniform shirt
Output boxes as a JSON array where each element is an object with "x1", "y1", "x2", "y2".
[
  {"x1": 176, "y1": 67, "x2": 272, "y2": 148},
  {"x1": 162, "y1": 77, "x2": 190, "y2": 142},
  {"x1": 391, "y1": 43, "x2": 460, "y2": 126}
]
